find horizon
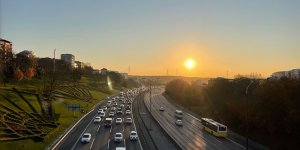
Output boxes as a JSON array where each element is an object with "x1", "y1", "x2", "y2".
[{"x1": 1, "y1": 0, "x2": 300, "y2": 78}]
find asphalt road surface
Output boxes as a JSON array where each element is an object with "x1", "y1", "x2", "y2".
[
  {"x1": 144, "y1": 88, "x2": 246, "y2": 150},
  {"x1": 53, "y1": 91, "x2": 142, "y2": 150}
]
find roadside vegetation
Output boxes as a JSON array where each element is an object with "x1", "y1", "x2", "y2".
[
  {"x1": 0, "y1": 50, "x2": 139, "y2": 149},
  {"x1": 165, "y1": 77, "x2": 300, "y2": 149}
]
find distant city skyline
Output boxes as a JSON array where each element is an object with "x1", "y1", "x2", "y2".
[{"x1": 1, "y1": 0, "x2": 300, "y2": 77}]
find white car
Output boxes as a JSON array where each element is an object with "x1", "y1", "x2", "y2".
[
  {"x1": 99, "y1": 112, "x2": 106, "y2": 118},
  {"x1": 175, "y1": 120, "x2": 183, "y2": 126},
  {"x1": 81, "y1": 133, "x2": 91, "y2": 143},
  {"x1": 120, "y1": 104, "x2": 125, "y2": 107},
  {"x1": 98, "y1": 109, "x2": 104, "y2": 113},
  {"x1": 159, "y1": 107, "x2": 165, "y2": 111},
  {"x1": 116, "y1": 118, "x2": 123, "y2": 124},
  {"x1": 109, "y1": 111, "x2": 115, "y2": 117},
  {"x1": 126, "y1": 118, "x2": 132, "y2": 124},
  {"x1": 130, "y1": 131, "x2": 138, "y2": 141},
  {"x1": 116, "y1": 147, "x2": 126, "y2": 150},
  {"x1": 102, "y1": 106, "x2": 108, "y2": 111},
  {"x1": 94, "y1": 117, "x2": 101, "y2": 123},
  {"x1": 111, "y1": 107, "x2": 116, "y2": 111},
  {"x1": 114, "y1": 133, "x2": 123, "y2": 142},
  {"x1": 125, "y1": 110, "x2": 131, "y2": 115}
]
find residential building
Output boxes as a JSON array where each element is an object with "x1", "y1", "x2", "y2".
[
  {"x1": 0, "y1": 38, "x2": 13, "y2": 65},
  {"x1": 61, "y1": 54, "x2": 75, "y2": 68}
]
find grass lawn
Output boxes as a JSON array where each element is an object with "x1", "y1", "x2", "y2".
[{"x1": 0, "y1": 78, "x2": 119, "y2": 150}]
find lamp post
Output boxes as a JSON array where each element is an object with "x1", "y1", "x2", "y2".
[
  {"x1": 245, "y1": 80, "x2": 254, "y2": 149},
  {"x1": 53, "y1": 49, "x2": 56, "y2": 73}
]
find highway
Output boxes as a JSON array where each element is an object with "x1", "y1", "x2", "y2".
[
  {"x1": 53, "y1": 90, "x2": 143, "y2": 150},
  {"x1": 144, "y1": 88, "x2": 246, "y2": 150}
]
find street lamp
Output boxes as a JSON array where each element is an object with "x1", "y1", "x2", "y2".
[
  {"x1": 149, "y1": 80, "x2": 152, "y2": 130},
  {"x1": 53, "y1": 49, "x2": 56, "y2": 73},
  {"x1": 245, "y1": 80, "x2": 254, "y2": 149}
]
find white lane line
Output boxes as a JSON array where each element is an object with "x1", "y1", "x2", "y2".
[
  {"x1": 187, "y1": 113, "x2": 201, "y2": 121},
  {"x1": 123, "y1": 126, "x2": 125, "y2": 132},
  {"x1": 110, "y1": 126, "x2": 112, "y2": 133},
  {"x1": 97, "y1": 125, "x2": 101, "y2": 133},
  {"x1": 51, "y1": 108, "x2": 94, "y2": 150},
  {"x1": 90, "y1": 138, "x2": 95, "y2": 149},
  {"x1": 71, "y1": 112, "x2": 98, "y2": 150},
  {"x1": 124, "y1": 139, "x2": 126, "y2": 148},
  {"x1": 131, "y1": 98, "x2": 143, "y2": 150},
  {"x1": 227, "y1": 138, "x2": 246, "y2": 149},
  {"x1": 107, "y1": 139, "x2": 110, "y2": 149}
]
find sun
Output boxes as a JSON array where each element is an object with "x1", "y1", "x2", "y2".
[{"x1": 185, "y1": 59, "x2": 195, "y2": 69}]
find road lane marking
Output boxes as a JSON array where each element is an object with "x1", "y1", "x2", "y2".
[
  {"x1": 107, "y1": 139, "x2": 110, "y2": 149},
  {"x1": 227, "y1": 138, "x2": 246, "y2": 149},
  {"x1": 71, "y1": 112, "x2": 98, "y2": 150},
  {"x1": 131, "y1": 98, "x2": 143, "y2": 150},
  {"x1": 51, "y1": 108, "x2": 94, "y2": 150},
  {"x1": 97, "y1": 125, "x2": 101, "y2": 133},
  {"x1": 110, "y1": 126, "x2": 112, "y2": 133},
  {"x1": 124, "y1": 139, "x2": 126, "y2": 148},
  {"x1": 90, "y1": 138, "x2": 95, "y2": 149},
  {"x1": 123, "y1": 126, "x2": 125, "y2": 132}
]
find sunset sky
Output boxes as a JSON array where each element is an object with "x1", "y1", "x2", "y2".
[{"x1": 1, "y1": 0, "x2": 300, "y2": 78}]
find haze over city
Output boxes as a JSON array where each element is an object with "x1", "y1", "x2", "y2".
[{"x1": 1, "y1": 0, "x2": 300, "y2": 77}]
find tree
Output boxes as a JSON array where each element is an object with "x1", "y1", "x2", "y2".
[
  {"x1": 24, "y1": 68, "x2": 35, "y2": 79},
  {"x1": 13, "y1": 68, "x2": 24, "y2": 80},
  {"x1": 16, "y1": 50, "x2": 37, "y2": 73}
]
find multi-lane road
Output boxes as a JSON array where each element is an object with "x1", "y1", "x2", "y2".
[
  {"x1": 144, "y1": 88, "x2": 246, "y2": 150},
  {"x1": 52, "y1": 90, "x2": 143, "y2": 150},
  {"x1": 50, "y1": 87, "x2": 265, "y2": 150}
]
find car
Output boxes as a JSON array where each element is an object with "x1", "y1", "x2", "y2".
[
  {"x1": 126, "y1": 118, "x2": 132, "y2": 124},
  {"x1": 125, "y1": 110, "x2": 131, "y2": 115},
  {"x1": 102, "y1": 106, "x2": 108, "y2": 111},
  {"x1": 107, "y1": 101, "x2": 112, "y2": 105},
  {"x1": 117, "y1": 107, "x2": 122, "y2": 111},
  {"x1": 104, "y1": 118, "x2": 113, "y2": 127},
  {"x1": 120, "y1": 104, "x2": 125, "y2": 107},
  {"x1": 113, "y1": 103, "x2": 118, "y2": 107},
  {"x1": 109, "y1": 111, "x2": 115, "y2": 117},
  {"x1": 94, "y1": 117, "x2": 101, "y2": 123},
  {"x1": 98, "y1": 109, "x2": 104, "y2": 113},
  {"x1": 116, "y1": 147, "x2": 126, "y2": 150},
  {"x1": 99, "y1": 112, "x2": 106, "y2": 118},
  {"x1": 130, "y1": 131, "x2": 138, "y2": 141},
  {"x1": 114, "y1": 133, "x2": 123, "y2": 142},
  {"x1": 81, "y1": 133, "x2": 91, "y2": 143},
  {"x1": 117, "y1": 110, "x2": 123, "y2": 115},
  {"x1": 159, "y1": 107, "x2": 165, "y2": 111},
  {"x1": 116, "y1": 118, "x2": 123, "y2": 124},
  {"x1": 125, "y1": 105, "x2": 130, "y2": 110},
  {"x1": 111, "y1": 107, "x2": 116, "y2": 111},
  {"x1": 175, "y1": 119, "x2": 183, "y2": 126}
]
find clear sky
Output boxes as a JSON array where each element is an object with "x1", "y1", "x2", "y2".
[{"x1": 1, "y1": 0, "x2": 300, "y2": 78}]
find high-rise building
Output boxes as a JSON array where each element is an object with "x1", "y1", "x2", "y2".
[{"x1": 61, "y1": 54, "x2": 75, "y2": 68}]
